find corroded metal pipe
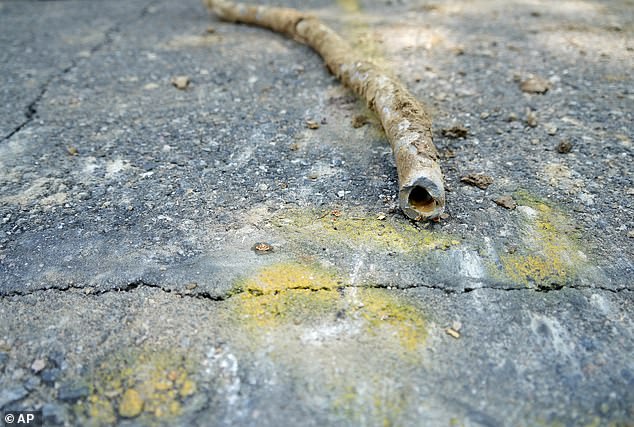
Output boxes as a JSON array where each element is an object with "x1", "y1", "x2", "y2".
[{"x1": 203, "y1": 0, "x2": 445, "y2": 220}]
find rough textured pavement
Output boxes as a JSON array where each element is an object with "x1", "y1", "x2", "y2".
[{"x1": 1, "y1": 0, "x2": 633, "y2": 426}]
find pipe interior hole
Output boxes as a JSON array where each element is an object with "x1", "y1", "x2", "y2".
[{"x1": 408, "y1": 186, "x2": 436, "y2": 213}]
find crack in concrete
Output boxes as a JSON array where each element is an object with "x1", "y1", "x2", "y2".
[
  {"x1": 1, "y1": 280, "x2": 629, "y2": 301},
  {"x1": 0, "y1": 280, "x2": 227, "y2": 301},
  {"x1": 354, "y1": 281, "x2": 630, "y2": 295},
  {"x1": 0, "y1": 0, "x2": 159, "y2": 143}
]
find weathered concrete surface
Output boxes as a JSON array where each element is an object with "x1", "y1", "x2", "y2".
[{"x1": 0, "y1": 0, "x2": 632, "y2": 426}]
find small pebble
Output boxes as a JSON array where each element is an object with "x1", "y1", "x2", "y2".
[
  {"x1": 441, "y1": 125, "x2": 468, "y2": 139},
  {"x1": 446, "y1": 328, "x2": 461, "y2": 339},
  {"x1": 557, "y1": 139, "x2": 573, "y2": 153},
  {"x1": 519, "y1": 75, "x2": 550, "y2": 94},
  {"x1": 494, "y1": 195, "x2": 517, "y2": 210},
  {"x1": 460, "y1": 173, "x2": 494, "y2": 189},
  {"x1": 171, "y1": 76, "x2": 190, "y2": 90},
  {"x1": 31, "y1": 358, "x2": 46, "y2": 373},
  {"x1": 252, "y1": 242, "x2": 274, "y2": 254},
  {"x1": 305, "y1": 119, "x2": 320, "y2": 129},
  {"x1": 526, "y1": 111, "x2": 538, "y2": 127},
  {"x1": 452, "y1": 46, "x2": 465, "y2": 55}
]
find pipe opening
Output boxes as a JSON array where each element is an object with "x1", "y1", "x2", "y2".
[{"x1": 408, "y1": 186, "x2": 436, "y2": 214}]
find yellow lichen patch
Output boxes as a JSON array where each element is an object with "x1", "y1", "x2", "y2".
[
  {"x1": 87, "y1": 395, "x2": 116, "y2": 426},
  {"x1": 500, "y1": 253, "x2": 568, "y2": 287},
  {"x1": 347, "y1": 288, "x2": 427, "y2": 352},
  {"x1": 232, "y1": 262, "x2": 427, "y2": 354},
  {"x1": 496, "y1": 191, "x2": 586, "y2": 289},
  {"x1": 274, "y1": 209, "x2": 458, "y2": 254},
  {"x1": 233, "y1": 263, "x2": 342, "y2": 328},
  {"x1": 230, "y1": 264, "x2": 428, "y2": 424},
  {"x1": 119, "y1": 389, "x2": 143, "y2": 418},
  {"x1": 179, "y1": 380, "x2": 196, "y2": 398},
  {"x1": 241, "y1": 262, "x2": 342, "y2": 294},
  {"x1": 76, "y1": 348, "x2": 198, "y2": 426},
  {"x1": 337, "y1": 0, "x2": 360, "y2": 13}
]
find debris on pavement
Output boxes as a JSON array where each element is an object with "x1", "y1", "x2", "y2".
[
  {"x1": 305, "y1": 119, "x2": 320, "y2": 129},
  {"x1": 252, "y1": 242, "x2": 274, "y2": 254},
  {"x1": 441, "y1": 125, "x2": 469, "y2": 139},
  {"x1": 445, "y1": 328, "x2": 460, "y2": 339},
  {"x1": 557, "y1": 139, "x2": 573, "y2": 153},
  {"x1": 519, "y1": 75, "x2": 550, "y2": 94},
  {"x1": 31, "y1": 359, "x2": 46, "y2": 373},
  {"x1": 460, "y1": 173, "x2": 494, "y2": 189},
  {"x1": 170, "y1": 75, "x2": 190, "y2": 90},
  {"x1": 526, "y1": 110, "x2": 538, "y2": 128},
  {"x1": 546, "y1": 125, "x2": 558, "y2": 135},
  {"x1": 351, "y1": 114, "x2": 369, "y2": 128},
  {"x1": 494, "y1": 195, "x2": 517, "y2": 210}
]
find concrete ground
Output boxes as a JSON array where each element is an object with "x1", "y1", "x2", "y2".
[{"x1": 0, "y1": 0, "x2": 632, "y2": 426}]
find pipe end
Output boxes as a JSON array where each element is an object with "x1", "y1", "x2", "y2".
[{"x1": 399, "y1": 179, "x2": 445, "y2": 221}]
